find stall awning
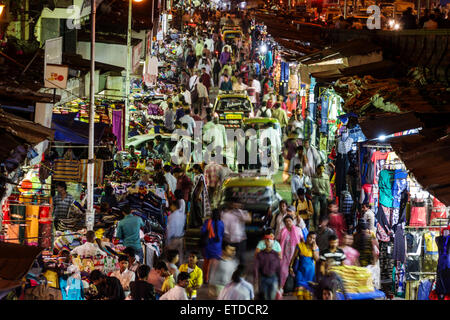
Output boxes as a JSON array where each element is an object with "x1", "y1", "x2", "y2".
[
  {"x1": 0, "y1": 109, "x2": 54, "y2": 162},
  {"x1": 52, "y1": 113, "x2": 107, "y2": 144},
  {"x1": 0, "y1": 242, "x2": 43, "y2": 294}
]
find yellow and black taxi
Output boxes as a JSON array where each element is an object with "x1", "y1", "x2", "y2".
[
  {"x1": 212, "y1": 91, "x2": 254, "y2": 128},
  {"x1": 217, "y1": 176, "x2": 282, "y2": 232}
]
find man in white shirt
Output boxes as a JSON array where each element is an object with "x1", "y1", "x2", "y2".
[
  {"x1": 180, "y1": 108, "x2": 196, "y2": 136},
  {"x1": 180, "y1": 85, "x2": 192, "y2": 106},
  {"x1": 361, "y1": 202, "x2": 376, "y2": 233},
  {"x1": 110, "y1": 255, "x2": 135, "y2": 297},
  {"x1": 303, "y1": 140, "x2": 323, "y2": 177},
  {"x1": 259, "y1": 122, "x2": 281, "y2": 174},
  {"x1": 204, "y1": 37, "x2": 214, "y2": 52},
  {"x1": 248, "y1": 74, "x2": 261, "y2": 106},
  {"x1": 221, "y1": 202, "x2": 251, "y2": 264},
  {"x1": 160, "y1": 272, "x2": 190, "y2": 300},
  {"x1": 189, "y1": 73, "x2": 200, "y2": 93},
  {"x1": 70, "y1": 230, "x2": 106, "y2": 257},
  {"x1": 163, "y1": 165, "x2": 177, "y2": 193}
]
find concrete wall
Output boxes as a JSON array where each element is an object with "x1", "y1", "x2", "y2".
[{"x1": 77, "y1": 41, "x2": 128, "y2": 69}]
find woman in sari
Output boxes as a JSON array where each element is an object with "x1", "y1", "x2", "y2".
[
  {"x1": 289, "y1": 231, "x2": 319, "y2": 300},
  {"x1": 189, "y1": 164, "x2": 211, "y2": 228},
  {"x1": 279, "y1": 215, "x2": 303, "y2": 289}
]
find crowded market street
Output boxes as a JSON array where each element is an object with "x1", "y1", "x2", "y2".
[{"x1": 0, "y1": 0, "x2": 450, "y2": 304}]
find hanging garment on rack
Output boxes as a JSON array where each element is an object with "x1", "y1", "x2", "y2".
[
  {"x1": 79, "y1": 159, "x2": 104, "y2": 185},
  {"x1": 423, "y1": 231, "x2": 439, "y2": 273},
  {"x1": 360, "y1": 148, "x2": 375, "y2": 185},
  {"x1": 25, "y1": 205, "x2": 40, "y2": 246},
  {"x1": 335, "y1": 152, "x2": 350, "y2": 197},
  {"x1": 320, "y1": 96, "x2": 328, "y2": 133},
  {"x1": 53, "y1": 160, "x2": 80, "y2": 182},
  {"x1": 392, "y1": 170, "x2": 408, "y2": 209},
  {"x1": 376, "y1": 203, "x2": 393, "y2": 242},
  {"x1": 360, "y1": 184, "x2": 374, "y2": 205},
  {"x1": 405, "y1": 280, "x2": 420, "y2": 300},
  {"x1": 410, "y1": 200, "x2": 427, "y2": 227},
  {"x1": 431, "y1": 197, "x2": 447, "y2": 222},
  {"x1": 436, "y1": 235, "x2": 450, "y2": 295},
  {"x1": 8, "y1": 204, "x2": 26, "y2": 244},
  {"x1": 379, "y1": 170, "x2": 395, "y2": 208},
  {"x1": 372, "y1": 151, "x2": 389, "y2": 185},
  {"x1": 393, "y1": 262, "x2": 406, "y2": 297},
  {"x1": 393, "y1": 223, "x2": 406, "y2": 263},
  {"x1": 379, "y1": 241, "x2": 394, "y2": 281},
  {"x1": 417, "y1": 279, "x2": 433, "y2": 300}
]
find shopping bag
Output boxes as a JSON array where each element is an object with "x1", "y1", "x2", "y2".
[{"x1": 283, "y1": 274, "x2": 295, "y2": 294}]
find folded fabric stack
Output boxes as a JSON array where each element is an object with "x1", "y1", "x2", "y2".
[{"x1": 330, "y1": 265, "x2": 375, "y2": 293}]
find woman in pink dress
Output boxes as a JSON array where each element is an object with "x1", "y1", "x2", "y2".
[{"x1": 279, "y1": 215, "x2": 303, "y2": 288}]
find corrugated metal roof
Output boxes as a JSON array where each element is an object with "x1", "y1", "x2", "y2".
[
  {"x1": 389, "y1": 130, "x2": 450, "y2": 205},
  {"x1": 299, "y1": 39, "x2": 382, "y2": 65}
]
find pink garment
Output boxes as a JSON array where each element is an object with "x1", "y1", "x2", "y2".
[
  {"x1": 279, "y1": 226, "x2": 303, "y2": 287},
  {"x1": 342, "y1": 246, "x2": 360, "y2": 266}
]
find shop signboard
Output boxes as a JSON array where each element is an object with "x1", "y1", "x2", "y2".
[
  {"x1": 44, "y1": 64, "x2": 69, "y2": 89},
  {"x1": 44, "y1": 37, "x2": 63, "y2": 86}
]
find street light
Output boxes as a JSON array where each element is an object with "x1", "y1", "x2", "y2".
[{"x1": 0, "y1": 5, "x2": 5, "y2": 17}]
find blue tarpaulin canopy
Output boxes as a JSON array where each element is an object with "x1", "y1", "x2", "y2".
[{"x1": 52, "y1": 113, "x2": 108, "y2": 144}]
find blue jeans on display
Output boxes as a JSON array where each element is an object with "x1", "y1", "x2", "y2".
[{"x1": 260, "y1": 275, "x2": 278, "y2": 300}]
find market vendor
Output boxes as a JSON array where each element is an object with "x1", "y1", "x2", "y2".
[
  {"x1": 116, "y1": 205, "x2": 145, "y2": 262},
  {"x1": 53, "y1": 181, "x2": 75, "y2": 229},
  {"x1": 71, "y1": 230, "x2": 106, "y2": 258}
]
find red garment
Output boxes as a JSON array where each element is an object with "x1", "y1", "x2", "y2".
[
  {"x1": 371, "y1": 151, "x2": 389, "y2": 184},
  {"x1": 431, "y1": 197, "x2": 447, "y2": 221},
  {"x1": 301, "y1": 96, "x2": 306, "y2": 119},
  {"x1": 410, "y1": 206, "x2": 427, "y2": 227},
  {"x1": 176, "y1": 174, "x2": 193, "y2": 202},
  {"x1": 329, "y1": 213, "x2": 347, "y2": 244}
]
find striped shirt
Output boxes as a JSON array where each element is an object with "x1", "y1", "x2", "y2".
[{"x1": 53, "y1": 193, "x2": 75, "y2": 219}]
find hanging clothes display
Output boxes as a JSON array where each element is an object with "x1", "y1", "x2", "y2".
[
  {"x1": 423, "y1": 231, "x2": 439, "y2": 272},
  {"x1": 25, "y1": 205, "x2": 40, "y2": 246},
  {"x1": 79, "y1": 159, "x2": 104, "y2": 185},
  {"x1": 39, "y1": 206, "x2": 53, "y2": 249},
  {"x1": 436, "y1": 234, "x2": 450, "y2": 296},
  {"x1": 409, "y1": 198, "x2": 427, "y2": 227},
  {"x1": 405, "y1": 231, "x2": 422, "y2": 281},
  {"x1": 53, "y1": 160, "x2": 80, "y2": 182},
  {"x1": 112, "y1": 110, "x2": 124, "y2": 151},
  {"x1": 378, "y1": 170, "x2": 395, "y2": 208},
  {"x1": 431, "y1": 197, "x2": 447, "y2": 221}
]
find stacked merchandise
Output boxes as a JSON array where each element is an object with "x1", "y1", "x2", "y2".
[
  {"x1": 53, "y1": 98, "x2": 124, "y2": 124},
  {"x1": 330, "y1": 265, "x2": 385, "y2": 300}
]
